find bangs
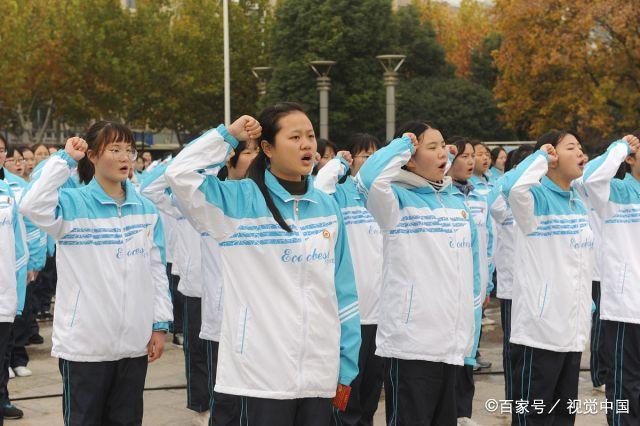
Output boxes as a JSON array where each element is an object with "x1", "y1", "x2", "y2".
[{"x1": 95, "y1": 123, "x2": 135, "y2": 152}]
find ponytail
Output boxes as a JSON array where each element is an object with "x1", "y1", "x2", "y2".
[
  {"x1": 78, "y1": 157, "x2": 95, "y2": 185},
  {"x1": 248, "y1": 150, "x2": 292, "y2": 233}
]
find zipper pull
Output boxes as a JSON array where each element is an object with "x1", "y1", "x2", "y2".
[{"x1": 294, "y1": 200, "x2": 299, "y2": 215}]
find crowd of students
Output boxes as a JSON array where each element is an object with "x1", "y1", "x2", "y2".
[{"x1": 1, "y1": 102, "x2": 639, "y2": 426}]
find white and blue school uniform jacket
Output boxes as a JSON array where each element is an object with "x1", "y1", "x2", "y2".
[
  {"x1": 30, "y1": 159, "x2": 81, "y2": 263},
  {"x1": 19, "y1": 151, "x2": 173, "y2": 362},
  {"x1": 470, "y1": 174, "x2": 493, "y2": 197},
  {"x1": 142, "y1": 162, "x2": 225, "y2": 341},
  {"x1": 315, "y1": 156, "x2": 383, "y2": 324},
  {"x1": 488, "y1": 180, "x2": 517, "y2": 300},
  {"x1": 199, "y1": 233, "x2": 224, "y2": 342},
  {"x1": 501, "y1": 150, "x2": 593, "y2": 352},
  {"x1": 0, "y1": 181, "x2": 27, "y2": 322},
  {"x1": 141, "y1": 162, "x2": 204, "y2": 298},
  {"x1": 355, "y1": 136, "x2": 482, "y2": 366},
  {"x1": 450, "y1": 182, "x2": 495, "y2": 298},
  {"x1": 165, "y1": 125, "x2": 361, "y2": 399},
  {"x1": 582, "y1": 140, "x2": 640, "y2": 324},
  {"x1": 487, "y1": 166, "x2": 503, "y2": 183},
  {"x1": 3, "y1": 170, "x2": 46, "y2": 272}
]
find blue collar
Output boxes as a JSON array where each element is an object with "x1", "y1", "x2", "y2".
[
  {"x1": 624, "y1": 173, "x2": 640, "y2": 195},
  {"x1": 264, "y1": 170, "x2": 320, "y2": 204},
  {"x1": 542, "y1": 176, "x2": 573, "y2": 197},
  {"x1": 87, "y1": 178, "x2": 141, "y2": 206}
]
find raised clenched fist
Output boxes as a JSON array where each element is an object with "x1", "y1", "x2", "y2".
[{"x1": 65, "y1": 137, "x2": 88, "y2": 161}]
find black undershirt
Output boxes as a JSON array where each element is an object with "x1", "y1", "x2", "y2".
[{"x1": 276, "y1": 176, "x2": 307, "y2": 196}]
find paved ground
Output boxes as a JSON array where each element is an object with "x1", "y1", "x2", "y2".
[{"x1": 6, "y1": 301, "x2": 608, "y2": 425}]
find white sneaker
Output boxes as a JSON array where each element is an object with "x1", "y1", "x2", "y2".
[
  {"x1": 192, "y1": 410, "x2": 209, "y2": 426},
  {"x1": 457, "y1": 417, "x2": 481, "y2": 426},
  {"x1": 8, "y1": 367, "x2": 15, "y2": 379},
  {"x1": 594, "y1": 384, "x2": 605, "y2": 393},
  {"x1": 13, "y1": 366, "x2": 32, "y2": 377}
]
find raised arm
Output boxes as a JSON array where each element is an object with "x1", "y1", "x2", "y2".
[
  {"x1": 355, "y1": 135, "x2": 416, "y2": 230},
  {"x1": 140, "y1": 161, "x2": 183, "y2": 220},
  {"x1": 583, "y1": 136, "x2": 639, "y2": 219},
  {"x1": 165, "y1": 118, "x2": 261, "y2": 240},
  {"x1": 314, "y1": 152, "x2": 351, "y2": 195},
  {"x1": 501, "y1": 149, "x2": 551, "y2": 235},
  {"x1": 19, "y1": 138, "x2": 88, "y2": 240}
]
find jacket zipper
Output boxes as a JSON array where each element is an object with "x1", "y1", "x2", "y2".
[
  {"x1": 294, "y1": 199, "x2": 308, "y2": 392},
  {"x1": 118, "y1": 204, "x2": 127, "y2": 352},
  {"x1": 437, "y1": 191, "x2": 462, "y2": 356}
]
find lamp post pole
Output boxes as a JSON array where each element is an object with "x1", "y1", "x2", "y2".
[
  {"x1": 376, "y1": 54, "x2": 406, "y2": 141},
  {"x1": 309, "y1": 60, "x2": 336, "y2": 140}
]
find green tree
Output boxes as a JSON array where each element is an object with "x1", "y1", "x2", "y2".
[
  {"x1": 266, "y1": 0, "x2": 396, "y2": 144},
  {"x1": 135, "y1": 0, "x2": 269, "y2": 142},
  {"x1": 0, "y1": 0, "x2": 70, "y2": 143},
  {"x1": 469, "y1": 32, "x2": 501, "y2": 91},
  {"x1": 397, "y1": 77, "x2": 514, "y2": 140},
  {"x1": 393, "y1": 4, "x2": 455, "y2": 80}
]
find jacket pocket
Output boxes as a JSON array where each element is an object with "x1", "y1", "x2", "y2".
[
  {"x1": 616, "y1": 264, "x2": 628, "y2": 294},
  {"x1": 401, "y1": 284, "x2": 415, "y2": 324},
  {"x1": 235, "y1": 306, "x2": 250, "y2": 355},
  {"x1": 68, "y1": 287, "x2": 81, "y2": 328},
  {"x1": 537, "y1": 282, "x2": 549, "y2": 318}
]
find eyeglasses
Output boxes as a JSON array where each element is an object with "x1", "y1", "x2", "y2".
[
  {"x1": 5, "y1": 158, "x2": 24, "y2": 164},
  {"x1": 106, "y1": 148, "x2": 138, "y2": 161}
]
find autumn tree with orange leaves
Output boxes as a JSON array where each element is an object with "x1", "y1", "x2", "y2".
[
  {"x1": 494, "y1": 0, "x2": 640, "y2": 143},
  {"x1": 413, "y1": 0, "x2": 493, "y2": 77}
]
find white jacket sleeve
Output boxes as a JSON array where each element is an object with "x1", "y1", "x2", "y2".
[
  {"x1": 582, "y1": 139, "x2": 630, "y2": 219},
  {"x1": 314, "y1": 155, "x2": 350, "y2": 195},
  {"x1": 501, "y1": 150, "x2": 549, "y2": 235},
  {"x1": 165, "y1": 125, "x2": 251, "y2": 241},
  {"x1": 140, "y1": 162, "x2": 183, "y2": 220},
  {"x1": 150, "y1": 212, "x2": 173, "y2": 330},
  {"x1": 19, "y1": 151, "x2": 77, "y2": 240},
  {"x1": 355, "y1": 136, "x2": 414, "y2": 230}
]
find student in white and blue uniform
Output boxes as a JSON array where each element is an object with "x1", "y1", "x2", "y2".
[
  {"x1": 487, "y1": 144, "x2": 534, "y2": 402},
  {"x1": 488, "y1": 146, "x2": 507, "y2": 183},
  {"x1": 356, "y1": 122, "x2": 482, "y2": 426},
  {"x1": 19, "y1": 122, "x2": 173, "y2": 425},
  {"x1": 314, "y1": 133, "x2": 384, "y2": 426},
  {"x1": 166, "y1": 104, "x2": 361, "y2": 425},
  {"x1": 141, "y1": 159, "x2": 214, "y2": 424},
  {"x1": 581, "y1": 133, "x2": 640, "y2": 425},
  {"x1": 502, "y1": 130, "x2": 593, "y2": 425},
  {"x1": 446, "y1": 136, "x2": 494, "y2": 426},
  {"x1": 469, "y1": 141, "x2": 493, "y2": 196},
  {"x1": 0, "y1": 136, "x2": 28, "y2": 420}
]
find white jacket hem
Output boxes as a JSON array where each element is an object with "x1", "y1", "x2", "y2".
[
  {"x1": 600, "y1": 314, "x2": 640, "y2": 325},
  {"x1": 509, "y1": 337, "x2": 584, "y2": 353},
  {"x1": 0, "y1": 315, "x2": 16, "y2": 323},
  {"x1": 52, "y1": 350, "x2": 148, "y2": 362},
  {"x1": 214, "y1": 385, "x2": 336, "y2": 400},
  {"x1": 375, "y1": 348, "x2": 464, "y2": 366}
]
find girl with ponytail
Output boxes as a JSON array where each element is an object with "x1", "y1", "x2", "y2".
[
  {"x1": 166, "y1": 103, "x2": 360, "y2": 425},
  {"x1": 19, "y1": 121, "x2": 173, "y2": 424}
]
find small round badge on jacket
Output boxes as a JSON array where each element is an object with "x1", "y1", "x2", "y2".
[
  {"x1": 461, "y1": 210, "x2": 467, "y2": 219},
  {"x1": 322, "y1": 229, "x2": 331, "y2": 239}
]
